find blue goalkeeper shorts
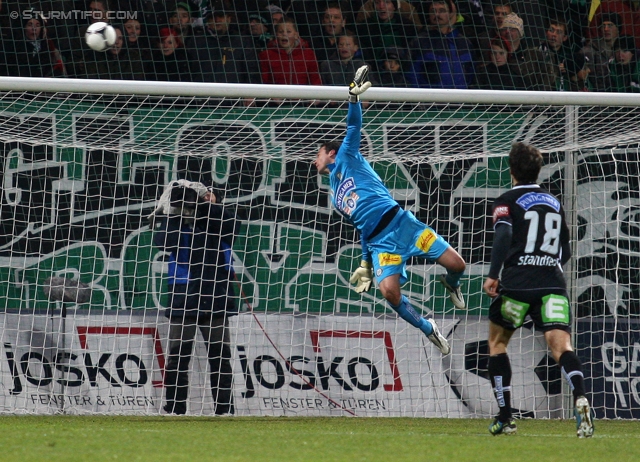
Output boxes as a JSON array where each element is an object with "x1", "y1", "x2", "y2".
[{"x1": 368, "y1": 209, "x2": 450, "y2": 284}]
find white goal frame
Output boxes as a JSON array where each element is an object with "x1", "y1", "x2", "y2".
[
  {"x1": 0, "y1": 77, "x2": 638, "y2": 418},
  {"x1": 3, "y1": 76, "x2": 640, "y2": 105}
]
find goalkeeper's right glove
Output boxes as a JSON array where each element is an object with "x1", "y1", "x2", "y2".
[
  {"x1": 349, "y1": 260, "x2": 373, "y2": 293},
  {"x1": 349, "y1": 65, "x2": 372, "y2": 103}
]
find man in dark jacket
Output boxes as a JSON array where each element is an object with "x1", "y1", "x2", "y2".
[
  {"x1": 525, "y1": 18, "x2": 581, "y2": 92},
  {"x1": 152, "y1": 181, "x2": 238, "y2": 415},
  {"x1": 187, "y1": 9, "x2": 260, "y2": 83},
  {"x1": 356, "y1": 0, "x2": 419, "y2": 72},
  {"x1": 310, "y1": 3, "x2": 352, "y2": 64},
  {"x1": 407, "y1": 0, "x2": 474, "y2": 89}
]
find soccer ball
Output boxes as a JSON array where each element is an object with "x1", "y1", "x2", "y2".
[
  {"x1": 85, "y1": 22, "x2": 117, "y2": 52},
  {"x1": 442, "y1": 320, "x2": 563, "y2": 419}
]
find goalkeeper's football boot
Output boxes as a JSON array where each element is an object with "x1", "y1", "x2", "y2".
[
  {"x1": 425, "y1": 318, "x2": 450, "y2": 355},
  {"x1": 439, "y1": 275, "x2": 466, "y2": 309},
  {"x1": 575, "y1": 396, "x2": 594, "y2": 438},
  {"x1": 489, "y1": 417, "x2": 517, "y2": 436}
]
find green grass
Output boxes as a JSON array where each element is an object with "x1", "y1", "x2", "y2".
[{"x1": 0, "y1": 416, "x2": 638, "y2": 462}]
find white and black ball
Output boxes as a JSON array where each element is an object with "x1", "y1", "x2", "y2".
[{"x1": 85, "y1": 22, "x2": 117, "y2": 52}]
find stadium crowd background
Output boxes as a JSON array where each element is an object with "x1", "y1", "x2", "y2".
[{"x1": 0, "y1": 0, "x2": 639, "y2": 93}]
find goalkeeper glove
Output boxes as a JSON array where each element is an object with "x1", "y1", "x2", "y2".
[
  {"x1": 349, "y1": 65, "x2": 372, "y2": 103},
  {"x1": 349, "y1": 260, "x2": 373, "y2": 293}
]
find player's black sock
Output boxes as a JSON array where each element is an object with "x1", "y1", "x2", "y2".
[
  {"x1": 488, "y1": 353, "x2": 512, "y2": 422},
  {"x1": 445, "y1": 270, "x2": 464, "y2": 288},
  {"x1": 559, "y1": 350, "x2": 586, "y2": 401}
]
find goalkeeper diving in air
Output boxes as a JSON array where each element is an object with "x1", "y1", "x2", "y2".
[{"x1": 314, "y1": 65, "x2": 466, "y2": 355}]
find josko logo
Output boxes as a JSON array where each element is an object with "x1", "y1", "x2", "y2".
[
  {"x1": 237, "y1": 330, "x2": 403, "y2": 398},
  {"x1": 2, "y1": 327, "x2": 165, "y2": 396}
]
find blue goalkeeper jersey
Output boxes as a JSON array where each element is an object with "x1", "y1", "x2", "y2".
[{"x1": 327, "y1": 102, "x2": 399, "y2": 256}]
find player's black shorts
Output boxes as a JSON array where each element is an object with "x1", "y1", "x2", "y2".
[{"x1": 488, "y1": 287, "x2": 572, "y2": 333}]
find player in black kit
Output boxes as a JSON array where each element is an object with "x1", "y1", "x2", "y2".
[{"x1": 483, "y1": 142, "x2": 594, "y2": 438}]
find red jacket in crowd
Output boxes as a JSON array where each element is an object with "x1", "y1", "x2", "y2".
[{"x1": 259, "y1": 38, "x2": 322, "y2": 85}]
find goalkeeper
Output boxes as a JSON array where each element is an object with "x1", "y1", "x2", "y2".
[{"x1": 314, "y1": 65, "x2": 466, "y2": 355}]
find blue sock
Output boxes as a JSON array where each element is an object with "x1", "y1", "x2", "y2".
[
  {"x1": 445, "y1": 270, "x2": 464, "y2": 288},
  {"x1": 390, "y1": 295, "x2": 432, "y2": 335}
]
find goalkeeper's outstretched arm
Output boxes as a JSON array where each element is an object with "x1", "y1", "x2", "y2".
[
  {"x1": 341, "y1": 65, "x2": 372, "y2": 159},
  {"x1": 346, "y1": 65, "x2": 374, "y2": 294}
]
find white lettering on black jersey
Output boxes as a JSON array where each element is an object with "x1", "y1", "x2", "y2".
[{"x1": 492, "y1": 185, "x2": 569, "y2": 290}]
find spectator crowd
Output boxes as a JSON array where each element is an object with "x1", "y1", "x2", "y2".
[{"x1": 2, "y1": 0, "x2": 640, "y2": 93}]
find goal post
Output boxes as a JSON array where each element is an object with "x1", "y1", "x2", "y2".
[{"x1": 0, "y1": 77, "x2": 638, "y2": 418}]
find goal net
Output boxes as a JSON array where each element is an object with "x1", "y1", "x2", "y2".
[{"x1": 0, "y1": 78, "x2": 638, "y2": 418}]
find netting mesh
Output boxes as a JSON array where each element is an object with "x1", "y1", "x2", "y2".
[
  {"x1": 3, "y1": 90, "x2": 640, "y2": 162},
  {"x1": 0, "y1": 86, "x2": 639, "y2": 418}
]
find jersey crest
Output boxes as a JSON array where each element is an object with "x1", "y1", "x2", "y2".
[{"x1": 336, "y1": 177, "x2": 359, "y2": 215}]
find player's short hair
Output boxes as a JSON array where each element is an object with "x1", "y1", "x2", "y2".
[
  {"x1": 509, "y1": 142, "x2": 542, "y2": 184},
  {"x1": 321, "y1": 141, "x2": 342, "y2": 155}
]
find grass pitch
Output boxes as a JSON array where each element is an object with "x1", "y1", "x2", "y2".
[{"x1": 0, "y1": 416, "x2": 638, "y2": 462}]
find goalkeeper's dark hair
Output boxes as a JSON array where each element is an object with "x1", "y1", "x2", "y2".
[
  {"x1": 320, "y1": 141, "x2": 342, "y2": 155},
  {"x1": 509, "y1": 142, "x2": 543, "y2": 184}
]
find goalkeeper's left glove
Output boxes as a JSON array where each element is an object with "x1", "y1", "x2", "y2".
[
  {"x1": 349, "y1": 260, "x2": 373, "y2": 293},
  {"x1": 349, "y1": 65, "x2": 372, "y2": 103}
]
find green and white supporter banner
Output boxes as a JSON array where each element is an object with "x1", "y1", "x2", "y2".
[{"x1": 2, "y1": 100, "x2": 638, "y2": 318}]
